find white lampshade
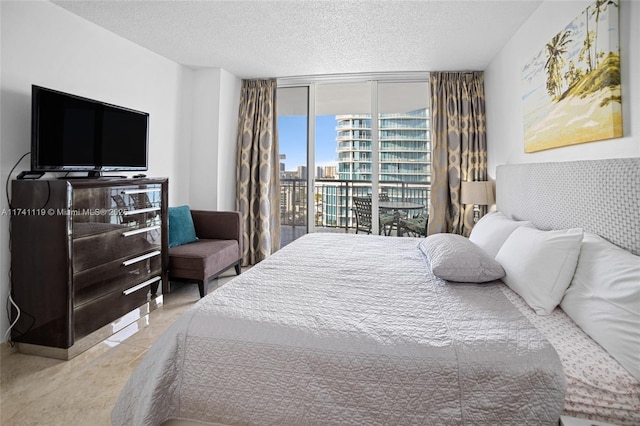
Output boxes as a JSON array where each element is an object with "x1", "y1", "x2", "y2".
[{"x1": 461, "y1": 181, "x2": 494, "y2": 206}]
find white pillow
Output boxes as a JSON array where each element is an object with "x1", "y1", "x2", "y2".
[
  {"x1": 418, "y1": 233, "x2": 505, "y2": 283},
  {"x1": 560, "y1": 233, "x2": 640, "y2": 380},
  {"x1": 495, "y1": 226, "x2": 583, "y2": 315},
  {"x1": 469, "y1": 211, "x2": 533, "y2": 258}
]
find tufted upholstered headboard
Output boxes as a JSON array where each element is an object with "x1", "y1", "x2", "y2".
[{"x1": 496, "y1": 158, "x2": 640, "y2": 256}]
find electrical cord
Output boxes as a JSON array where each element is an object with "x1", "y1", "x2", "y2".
[
  {"x1": 4, "y1": 152, "x2": 37, "y2": 345},
  {"x1": 5, "y1": 151, "x2": 51, "y2": 210},
  {"x1": 5, "y1": 152, "x2": 30, "y2": 209},
  {"x1": 4, "y1": 292, "x2": 22, "y2": 344}
]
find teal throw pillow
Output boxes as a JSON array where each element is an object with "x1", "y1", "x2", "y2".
[{"x1": 168, "y1": 205, "x2": 198, "y2": 248}]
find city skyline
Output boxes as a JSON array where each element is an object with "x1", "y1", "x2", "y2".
[
  {"x1": 278, "y1": 115, "x2": 338, "y2": 172},
  {"x1": 279, "y1": 109, "x2": 430, "y2": 182},
  {"x1": 278, "y1": 109, "x2": 431, "y2": 233}
]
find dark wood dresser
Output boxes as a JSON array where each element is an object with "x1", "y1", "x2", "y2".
[{"x1": 9, "y1": 177, "x2": 168, "y2": 359}]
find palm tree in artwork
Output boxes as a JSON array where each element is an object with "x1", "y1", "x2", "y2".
[
  {"x1": 581, "y1": 4, "x2": 594, "y2": 73},
  {"x1": 579, "y1": 30, "x2": 595, "y2": 74},
  {"x1": 591, "y1": 0, "x2": 618, "y2": 68},
  {"x1": 544, "y1": 30, "x2": 573, "y2": 100}
]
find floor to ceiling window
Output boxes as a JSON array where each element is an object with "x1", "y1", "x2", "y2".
[
  {"x1": 316, "y1": 82, "x2": 371, "y2": 233},
  {"x1": 377, "y1": 82, "x2": 431, "y2": 219},
  {"x1": 277, "y1": 76, "x2": 430, "y2": 247},
  {"x1": 277, "y1": 87, "x2": 309, "y2": 247}
]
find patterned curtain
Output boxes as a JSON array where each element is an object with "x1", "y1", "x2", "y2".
[
  {"x1": 427, "y1": 72, "x2": 488, "y2": 237},
  {"x1": 236, "y1": 79, "x2": 281, "y2": 265}
]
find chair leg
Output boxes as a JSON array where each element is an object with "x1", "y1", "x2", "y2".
[
  {"x1": 198, "y1": 280, "x2": 207, "y2": 298},
  {"x1": 235, "y1": 263, "x2": 241, "y2": 275}
]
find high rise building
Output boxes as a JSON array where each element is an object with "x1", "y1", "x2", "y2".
[
  {"x1": 336, "y1": 109, "x2": 430, "y2": 183},
  {"x1": 297, "y1": 165, "x2": 307, "y2": 180},
  {"x1": 323, "y1": 166, "x2": 337, "y2": 179},
  {"x1": 315, "y1": 108, "x2": 431, "y2": 229}
]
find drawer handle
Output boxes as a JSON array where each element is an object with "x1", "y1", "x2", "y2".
[
  {"x1": 121, "y1": 188, "x2": 161, "y2": 195},
  {"x1": 123, "y1": 206, "x2": 161, "y2": 216},
  {"x1": 122, "y1": 250, "x2": 161, "y2": 267},
  {"x1": 123, "y1": 276, "x2": 161, "y2": 296},
  {"x1": 122, "y1": 225, "x2": 161, "y2": 237}
]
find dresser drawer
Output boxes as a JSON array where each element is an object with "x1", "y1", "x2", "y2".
[
  {"x1": 74, "y1": 251, "x2": 162, "y2": 306},
  {"x1": 72, "y1": 224, "x2": 161, "y2": 273},
  {"x1": 73, "y1": 276, "x2": 160, "y2": 340},
  {"x1": 72, "y1": 184, "x2": 162, "y2": 235},
  {"x1": 73, "y1": 184, "x2": 162, "y2": 213},
  {"x1": 114, "y1": 186, "x2": 162, "y2": 228}
]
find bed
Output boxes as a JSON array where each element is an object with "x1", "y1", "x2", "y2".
[{"x1": 112, "y1": 158, "x2": 640, "y2": 426}]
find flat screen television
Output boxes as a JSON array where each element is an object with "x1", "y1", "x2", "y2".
[{"x1": 31, "y1": 85, "x2": 149, "y2": 175}]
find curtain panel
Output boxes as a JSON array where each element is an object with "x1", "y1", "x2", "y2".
[
  {"x1": 427, "y1": 72, "x2": 488, "y2": 237},
  {"x1": 236, "y1": 79, "x2": 281, "y2": 266}
]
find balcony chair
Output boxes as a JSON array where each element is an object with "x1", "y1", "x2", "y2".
[
  {"x1": 378, "y1": 192, "x2": 408, "y2": 231},
  {"x1": 353, "y1": 196, "x2": 396, "y2": 236},
  {"x1": 168, "y1": 207, "x2": 243, "y2": 298},
  {"x1": 398, "y1": 214, "x2": 429, "y2": 237}
]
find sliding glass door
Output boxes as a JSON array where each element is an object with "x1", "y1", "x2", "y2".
[
  {"x1": 277, "y1": 87, "x2": 309, "y2": 247},
  {"x1": 377, "y1": 82, "x2": 431, "y2": 218},
  {"x1": 277, "y1": 77, "x2": 430, "y2": 245},
  {"x1": 315, "y1": 82, "x2": 371, "y2": 232}
]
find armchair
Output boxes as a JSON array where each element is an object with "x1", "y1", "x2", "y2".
[{"x1": 168, "y1": 210, "x2": 243, "y2": 298}]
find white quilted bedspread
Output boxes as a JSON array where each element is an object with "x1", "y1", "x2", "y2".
[{"x1": 112, "y1": 233, "x2": 566, "y2": 425}]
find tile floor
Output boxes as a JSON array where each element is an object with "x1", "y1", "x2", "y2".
[{"x1": 0, "y1": 270, "x2": 240, "y2": 426}]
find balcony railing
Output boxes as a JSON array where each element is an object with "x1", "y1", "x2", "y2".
[{"x1": 280, "y1": 178, "x2": 431, "y2": 233}]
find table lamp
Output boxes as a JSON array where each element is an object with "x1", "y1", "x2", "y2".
[{"x1": 461, "y1": 180, "x2": 494, "y2": 223}]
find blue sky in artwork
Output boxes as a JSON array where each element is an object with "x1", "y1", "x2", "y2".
[{"x1": 278, "y1": 115, "x2": 338, "y2": 171}]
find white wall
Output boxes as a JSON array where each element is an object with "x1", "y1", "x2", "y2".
[
  {"x1": 189, "y1": 68, "x2": 241, "y2": 212},
  {"x1": 190, "y1": 69, "x2": 222, "y2": 210},
  {"x1": 485, "y1": 0, "x2": 639, "y2": 177},
  {"x1": 217, "y1": 70, "x2": 242, "y2": 211},
  {"x1": 0, "y1": 1, "x2": 195, "y2": 340}
]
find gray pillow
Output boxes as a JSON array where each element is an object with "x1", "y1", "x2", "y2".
[{"x1": 418, "y1": 233, "x2": 505, "y2": 283}]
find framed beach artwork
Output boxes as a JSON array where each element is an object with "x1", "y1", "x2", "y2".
[{"x1": 521, "y1": 0, "x2": 621, "y2": 153}]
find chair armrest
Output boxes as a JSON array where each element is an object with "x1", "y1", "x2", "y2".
[{"x1": 190, "y1": 210, "x2": 243, "y2": 252}]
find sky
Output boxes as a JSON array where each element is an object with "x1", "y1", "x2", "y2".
[{"x1": 278, "y1": 115, "x2": 338, "y2": 172}]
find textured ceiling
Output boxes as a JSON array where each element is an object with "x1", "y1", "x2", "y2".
[{"x1": 52, "y1": 0, "x2": 542, "y2": 79}]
